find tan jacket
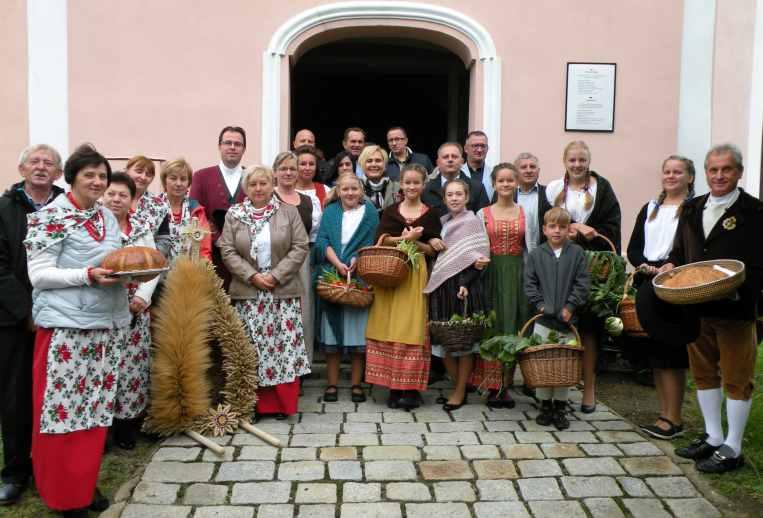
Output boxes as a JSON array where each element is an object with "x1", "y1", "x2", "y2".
[{"x1": 219, "y1": 203, "x2": 309, "y2": 299}]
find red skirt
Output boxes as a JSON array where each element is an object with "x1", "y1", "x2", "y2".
[
  {"x1": 365, "y1": 339, "x2": 430, "y2": 391},
  {"x1": 32, "y1": 328, "x2": 106, "y2": 511},
  {"x1": 256, "y1": 378, "x2": 300, "y2": 415}
]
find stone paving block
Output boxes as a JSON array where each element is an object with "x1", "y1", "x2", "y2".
[
  {"x1": 290, "y1": 434, "x2": 337, "y2": 447},
  {"x1": 300, "y1": 413, "x2": 344, "y2": 424},
  {"x1": 520, "y1": 420, "x2": 556, "y2": 432},
  {"x1": 121, "y1": 504, "x2": 191, "y2": 518},
  {"x1": 592, "y1": 420, "x2": 634, "y2": 430},
  {"x1": 560, "y1": 476, "x2": 623, "y2": 497},
  {"x1": 343, "y1": 422, "x2": 378, "y2": 434},
  {"x1": 475, "y1": 479, "x2": 519, "y2": 501},
  {"x1": 338, "y1": 433, "x2": 379, "y2": 446},
  {"x1": 484, "y1": 420, "x2": 522, "y2": 432},
  {"x1": 202, "y1": 446, "x2": 235, "y2": 462},
  {"x1": 328, "y1": 460, "x2": 362, "y2": 480},
  {"x1": 132, "y1": 481, "x2": 179, "y2": 504},
  {"x1": 574, "y1": 411, "x2": 620, "y2": 421},
  {"x1": 664, "y1": 497, "x2": 721, "y2": 517},
  {"x1": 476, "y1": 431, "x2": 517, "y2": 445},
  {"x1": 296, "y1": 504, "x2": 336, "y2": 518},
  {"x1": 554, "y1": 431, "x2": 598, "y2": 443},
  {"x1": 473, "y1": 502, "x2": 530, "y2": 518},
  {"x1": 645, "y1": 476, "x2": 699, "y2": 497},
  {"x1": 365, "y1": 460, "x2": 417, "y2": 480},
  {"x1": 433, "y1": 481, "x2": 476, "y2": 502},
  {"x1": 257, "y1": 504, "x2": 294, "y2": 518},
  {"x1": 517, "y1": 459, "x2": 562, "y2": 477},
  {"x1": 195, "y1": 506, "x2": 254, "y2": 518},
  {"x1": 183, "y1": 483, "x2": 228, "y2": 505},
  {"x1": 501, "y1": 444, "x2": 544, "y2": 459},
  {"x1": 355, "y1": 402, "x2": 390, "y2": 414},
  {"x1": 450, "y1": 407, "x2": 487, "y2": 422},
  {"x1": 618, "y1": 442, "x2": 663, "y2": 456},
  {"x1": 383, "y1": 412, "x2": 414, "y2": 423},
  {"x1": 380, "y1": 422, "x2": 428, "y2": 434},
  {"x1": 617, "y1": 476, "x2": 653, "y2": 496},
  {"x1": 143, "y1": 462, "x2": 214, "y2": 483},
  {"x1": 472, "y1": 460, "x2": 518, "y2": 479},
  {"x1": 216, "y1": 461, "x2": 275, "y2": 481},
  {"x1": 347, "y1": 412, "x2": 382, "y2": 423},
  {"x1": 566, "y1": 420, "x2": 595, "y2": 431},
  {"x1": 484, "y1": 408, "x2": 526, "y2": 420},
  {"x1": 232, "y1": 433, "x2": 289, "y2": 446},
  {"x1": 323, "y1": 401, "x2": 356, "y2": 413},
  {"x1": 295, "y1": 483, "x2": 337, "y2": 503},
  {"x1": 413, "y1": 411, "x2": 452, "y2": 423},
  {"x1": 363, "y1": 445, "x2": 421, "y2": 460},
  {"x1": 231, "y1": 481, "x2": 291, "y2": 504},
  {"x1": 424, "y1": 432, "x2": 479, "y2": 445},
  {"x1": 385, "y1": 482, "x2": 432, "y2": 501},
  {"x1": 619, "y1": 456, "x2": 682, "y2": 475},
  {"x1": 238, "y1": 446, "x2": 279, "y2": 460},
  {"x1": 320, "y1": 446, "x2": 356, "y2": 460},
  {"x1": 621, "y1": 498, "x2": 671, "y2": 518},
  {"x1": 381, "y1": 433, "x2": 424, "y2": 446},
  {"x1": 596, "y1": 431, "x2": 643, "y2": 443},
  {"x1": 405, "y1": 503, "x2": 471, "y2": 518},
  {"x1": 342, "y1": 482, "x2": 381, "y2": 502},
  {"x1": 281, "y1": 447, "x2": 317, "y2": 461},
  {"x1": 153, "y1": 447, "x2": 201, "y2": 462},
  {"x1": 251, "y1": 421, "x2": 291, "y2": 434},
  {"x1": 580, "y1": 443, "x2": 622, "y2": 457},
  {"x1": 539, "y1": 443, "x2": 584, "y2": 458},
  {"x1": 277, "y1": 460, "x2": 326, "y2": 481},
  {"x1": 429, "y1": 421, "x2": 484, "y2": 433},
  {"x1": 293, "y1": 423, "x2": 341, "y2": 434},
  {"x1": 584, "y1": 498, "x2": 625, "y2": 518},
  {"x1": 515, "y1": 431, "x2": 555, "y2": 443},
  {"x1": 517, "y1": 477, "x2": 563, "y2": 500},
  {"x1": 460, "y1": 445, "x2": 500, "y2": 459},
  {"x1": 423, "y1": 445, "x2": 461, "y2": 459},
  {"x1": 162, "y1": 435, "x2": 230, "y2": 447},
  {"x1": 563, "y1": 457, "x2": 625, "y2": 476},
  {"x1": 340, "y1": 502, "x2": 402, "y2": 518},
  {"x1": 528, "y1": 500, "x2": 587, "y2": 518},
  {"x1": 420, "y1": 460, "x2": 474, "y2": 480}
]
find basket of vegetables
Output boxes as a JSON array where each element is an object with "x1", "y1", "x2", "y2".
[
  {"x1": 585, "y1": 233, "x2": 618, "y2": 282},
  {"x1": 430, "y1": 305, "x2": 495, "y2": 354},
  {"x1": 357, "y1": 234, "x2": 418, "y2": 288},
  {"x1": 316, "y1": 268, "x2": 374, "y2": 308},
  {"x1": 618, "y1": 271, "x2": 647, "y2": 337},
  {"x1": 584, "y1": 234, "x2": 630, "y2": 338}
]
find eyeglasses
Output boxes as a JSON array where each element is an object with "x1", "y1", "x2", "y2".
[
  {"x1": 221, "y1": 140, "x2": 244, "y2": 148},
  {"x1": 469, "y1": 143, "x2": 487, "y2": 149}
]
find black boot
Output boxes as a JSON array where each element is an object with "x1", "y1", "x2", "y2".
[
  {"x1": 387, "y1": 389, "x2": 402, "y2": 409},
  {"x1": 397, "y1": 390, "x2": 421, "y2": 410},
  {"x1": 536, "y1": 400, "x2": 553, "y2": 426},
  {"x1": 552, "y1": 400, "x2": 569, "y2": 430},
  {"x1": 113, "y1": 418, "x2": 137, "y2": 450}
]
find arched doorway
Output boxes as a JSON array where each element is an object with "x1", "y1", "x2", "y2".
[{"x1": 290, "y1": 37, "x2": 469, "y2": 160}]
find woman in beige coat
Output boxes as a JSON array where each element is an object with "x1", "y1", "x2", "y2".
[{"x1": 219, "y1": 165, "x2": 311, "y2": 419}]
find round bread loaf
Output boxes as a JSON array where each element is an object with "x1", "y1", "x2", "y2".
[{"x1": 102, "y1": 246, "x2": 167, "y2": 273}]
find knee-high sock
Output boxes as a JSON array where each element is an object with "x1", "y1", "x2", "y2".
[
  {"x1": 724, "y1": 398, "x2": 752, "y2": 456},
  {"x1": 696, "y1": 388, "x2": 723, "y2": 446}
]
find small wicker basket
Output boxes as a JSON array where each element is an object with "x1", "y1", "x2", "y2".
[
  {"x1": 652, "y1": 259, "x2": 745, "y2": 305},
  {"x1": 619, "y1": 271, "x2": 647, "y2": 337},
  {"x1": 316, "y1": 271, "x2": 374, "y2": 308},
  {"x1": 517, "y1": 314, "x2": 584, "y2": 388},
  {"x1": 357, "y1": 233, "x2": 411, "y2": 288},
  {"x1": 429, "y1": 300, "x2": 487, "y2": 354}
]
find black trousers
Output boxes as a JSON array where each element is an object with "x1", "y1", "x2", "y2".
[{"x1": 0, "y1": 325, "x2": 34, "y2": 484}]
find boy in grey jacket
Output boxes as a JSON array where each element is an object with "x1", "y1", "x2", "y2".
[{"x1": 524, "y1": 207, "x2": 590, "y2": 429}]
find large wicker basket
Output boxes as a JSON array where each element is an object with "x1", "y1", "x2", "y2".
[
  {"x1": 357, "y1": 234, "x2": 410, "y2": 288},
  {"x1": 316, "y1": 271, "x2": 374, "y2": 308},
  {"x1": 652, "y1": 259, "x2": 745, "y2": 305},
  {"x1": 619, "y1": 271, "x2": 647, "y2": 337},
  {"x1": 585, "y1": 233, "x2": 618, "y2": 282},
  {"x1": 429, "y1": 300, "x2": 487, "y2": 354},
  {"x1": 518, "y1": 314, "x2": 584, "y2": 388}
]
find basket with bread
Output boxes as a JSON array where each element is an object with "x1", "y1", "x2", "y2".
[{"x1": 652, "y1": 259, "x2": 745, "y2": 304}]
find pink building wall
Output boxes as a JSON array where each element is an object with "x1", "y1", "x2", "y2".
[{"x1": 0, "y1": 0, "x2": 29, "y2": 177}]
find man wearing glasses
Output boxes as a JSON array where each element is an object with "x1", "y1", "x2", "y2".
[
  {"x1": 461, "y1": 130, "x2": 494, "y2": 199},
  {"x1": 384, "y1": 126, "x2": 433, "y2": 181}
]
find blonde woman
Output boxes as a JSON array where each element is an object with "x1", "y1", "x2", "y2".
[{"x1": 359, "y1": 145, "x2": 399, "y2": 213}]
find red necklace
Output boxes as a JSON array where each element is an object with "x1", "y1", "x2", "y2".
[{"x1": 67, "y1": 192, "x2": 105, "y2": 242}]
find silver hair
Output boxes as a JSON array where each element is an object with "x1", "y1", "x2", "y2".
[
  {"x1": 513, "y1": 152, "x2": 539, "y2": 166},
  {"x1": 240, "y1": 165, "x2": 273, "y2": 189},
  {"x1": 18, "y1": 144, "x2": 62, "y2": 169},
  {"x1": 704, "y1": 143, "x2": 744, "y2": 172}
]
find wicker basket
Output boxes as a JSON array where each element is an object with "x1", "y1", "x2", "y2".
[
  {"x1": 357, "y1": 234, "x2": 411, "y2": 288},
  {"x1": 619, "y1": 271, "x2": 647, "y2": 337},
  {"x1": 652, "y1": 259, "x2": 745, "y2": 305},
  {"x1": 586, "y1": 233, "x2": 618, "y2": 282},
  {"x1": 316, "y1": 271, "x2": 374, "y2": 308},
  {"x1": 517, "y1": 314, "x2": 584, "y2": 388},
  {"x1": 429, "y1": 300, "x2": 487, "y2": 354}
]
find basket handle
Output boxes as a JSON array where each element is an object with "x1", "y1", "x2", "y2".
[
  {"x1": 344, "y1": 270, "x2": 353, "y2": 292},
  {"x1": 518, "y1": 313, "x2": 582, "y2": 348},
  {"x1": 622, "y1": 271, "x2": 636, "y2": 300},
  {"x1": 593, "y1": 232, "x2": 617, "y2": 253},
  {"x1": 375, "y1": 233, "x2": 390, "y2": 246}
]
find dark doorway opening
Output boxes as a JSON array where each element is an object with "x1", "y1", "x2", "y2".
[{"x1": 291, "y1": 38, "x2": 470, "y2": 163}]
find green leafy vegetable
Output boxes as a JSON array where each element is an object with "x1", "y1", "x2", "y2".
[
  {"x1": 479, "y1": 330, "x2": 578, "y2": 368},
  {"x1": 396, "y1": 240, "x2": 422, "y2": 269}
]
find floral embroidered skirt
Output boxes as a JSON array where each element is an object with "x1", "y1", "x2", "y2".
[{"x1": 115, "y1": 307, "x2": 151, "y2": 420}]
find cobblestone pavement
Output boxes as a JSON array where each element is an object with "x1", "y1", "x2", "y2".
[{"x1": 115, "y1": 377, "x2": 722, "y2": 518}]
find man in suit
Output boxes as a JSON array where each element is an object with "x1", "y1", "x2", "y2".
[
  {"x1": 423, "y1": 142, "x2": 489, "y2": 214},
  {"x1": 385, "y1": 126, "x2": 433, "y2": 181},
  {"x1": 461, "y1": 130, "x2": 493, "y2": 199},
  {"x1": 665, "y1": 143, "x2": 763, "y2": 473},
  {"x1": 514, "y1": 152, "x2": 552, "y2": 252},
  {"x1": 0, "y1": 144, "x2": 64, "y2": 505}
]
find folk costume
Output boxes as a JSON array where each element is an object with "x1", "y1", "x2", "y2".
[
  {"x1": 25, "y1": 193, "x2": 129, "y2": 512},
  {"x1": 156, "y1": 193, "x2": 213, "y2": 263},
  {"x1": 365, "y1": 202, "x2": 442, "y2": 391},
  {"x1": 220, "y1": 197, "x2": 311, "y2": 416},
  {"x1": 471, "y1": 206, "x2": 530, "y2": 390},
  {"x1": 313, "y1": 199, "x2": 379, "y2": 353},
  {"x1": 130, "y1": 191, "x2": 168, "y2": 236},
  {"x1": 423, "y1": 209, "x2": 490, "y2": 358}
]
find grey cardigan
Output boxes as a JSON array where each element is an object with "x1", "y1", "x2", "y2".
[
  {"x1": 219, "y1": 202, "x2": 309, "y2": 300},
  {"x1": 524, "y1": 241, "x2": 590, "y2": 331}
]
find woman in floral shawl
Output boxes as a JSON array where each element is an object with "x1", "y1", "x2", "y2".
[
  {"x1": 219, "y1": 166, "x2": 310, "y2": 419},
  {"x1": 25, "y1": 144, "x2": 130, "y2": 517},
  {"x1": 125, "y1": 155, "x2": 168, "y2": 236}
]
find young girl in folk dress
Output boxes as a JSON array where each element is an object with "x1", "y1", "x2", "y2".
[
  {"x1": 472, "y1": 164, "x2": 529, "y2": 408},
  {"x1": 313, "y1": 173, "x2": 379, "y2": 403},
  {"x1": 424, "y1": 179, "x2": 490, "y2": 411},
  {"x1": 365, "y1": 164, "x2": 442, "y2": 410}
]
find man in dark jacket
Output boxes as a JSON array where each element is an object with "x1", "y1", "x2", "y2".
[
  {"x1": 384, "y1": 126, "x2": 433, "y2": 181},
  {"x1": 0, "y1": 144, "x2": 63, "y2": 504},
  {"x1": 422, "y1": 142, "x2": 489, "y2": 214},
  {"x1": 514, "y1": 152, "x2": 552, "y2": 252},
  {"x1": 666, "y1": 144, "x2": 763, "y2": 473}
]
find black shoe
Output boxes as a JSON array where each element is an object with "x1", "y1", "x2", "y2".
[
  {"x1": 0, "y1": 482, "x2": 26, "y2": 505},
  {"x1": 443, "y1": 395, "x2": 468, "y2": 412},
  {"x1": 580, "y1": 403, "x2": 597, "y2": 414},
  {"x1": 323, "y1": 385, "x2": 338, "y2": 403},
  {"x1": 274, "y1": 413, "x2": 288, "y2": 420},
  {"x1": 675, "y1": 434, "x2": 721, "y2": 460},
  {"x1": 486, "y1": 389, "x2": 515, "y2": 409},
  {"x1": 397, "y1": 391, "x2": 421, "y2": 410},
  {"x1": 114, "y1": 419, "x2": 137, "y2": 450},
  {"x1": 351, "y1": 385, "x2": 366, "y2": 403},
  {"x1": 552, "y1": 401, "x2": 569, "y2": 430},
  {"x1": 536, "y1": 400, "x2": 554, "y2": 426},
  {"x1": 436, "y1": 395, "x2": 447, "y2": 404},
  {"x1": 387, "y1": 390, "x2": 402, "y2": 409},
  {"x1": 640, "y1": 417, "x2": 684, "y2": 440},
  {"x1": 696, "y1": 445, "x2": 745, "y2": 473},
  {"x1": 89, "y1": 487, "x2": 109, "y2": 511}
]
